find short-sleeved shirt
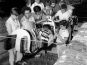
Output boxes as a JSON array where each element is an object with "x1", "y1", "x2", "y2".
[
  {"x1": 56, "y1": 29, "x2": 69, "y2": 43},
  {"x1": 21, "y1": 16, "x2": 35, "y2": 31},
  {"x1": 39, "y1": 29, "x2": 52, "y2": 41},
  {"x1": 31, "y1": 2, "x2": 44, "y2": 13},
  {"x1": 55, "y1": 10, "x2": 72, "y2": 21},
  {"x1": 5, "y1": 17, "x2": 20, "y2": 34}
]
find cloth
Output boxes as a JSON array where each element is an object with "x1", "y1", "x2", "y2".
[
  {"x1": 39, "y1": 29, "x2": 51, "y2": 41},
  {"x1": 59, "y1": 29, "x2": 69, "y2": 39},
  {"x1": 5, "y1": 16, "x2": 21, "y2": 65},
  {"x1": 55, "y1": 9, "x2": 72, "y2": 21},
  {"x1": 39, "y1": 29, "x2": 54, "y2": 46},
  {"x1": 56, "y1": 29, "x2": 69, "y2": 43},
  {"x1": 5, "y1": 17, "x2": 20, "y2": 35},
  {"x1": 31, "y1": 2, "x2": 44, "y2": 13},
  {"x1": 21, "y1": 16, "x2": 35, "y2": 31},
  {"x1": 12, "y1": 29, "x2": 31, "y2": 53}
]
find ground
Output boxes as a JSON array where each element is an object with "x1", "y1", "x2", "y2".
[{"x1": 0, "y1": 52, "x2": 58, "y2": 65}]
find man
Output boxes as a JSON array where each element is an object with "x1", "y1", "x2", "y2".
[
  {"x1": 31, "y1": 0, "x2": 44, "y2": 13},
  {"x1": 38, "y1": 24, "x2": 54, "y2": 55},
  {"x1": 5, "y1": 7, "x2": 21, "y2": 65}
]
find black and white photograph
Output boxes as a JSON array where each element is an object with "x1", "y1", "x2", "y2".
[{"x1": 0, "y1": 0, "x2": 87, "y2": 65}]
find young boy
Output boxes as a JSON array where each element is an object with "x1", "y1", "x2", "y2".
[
  {"x1": 53, "y1": 4, "x2": 73, "y2": 22},
  {"x1": 38, "y1": 24, "x2": 54, "y2": 55},
  {"x1": 54, "y1": 21, "x2": 69, "y2": 59}
]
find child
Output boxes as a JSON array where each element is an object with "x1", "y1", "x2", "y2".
[
  {"x1": 39, "y1": 24, "x2": 54, "y2": 55},
  {"x1": 53, "y1": 4, "x2": 73, "y2": 22},
  {"x1": 43, "y1": 1, "x2": 52, "y2": 16},
  {"x1": 54, "y1": 21, "x2": 69, "y2": 59}
]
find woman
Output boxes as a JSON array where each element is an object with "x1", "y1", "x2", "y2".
[
  {"x1": 20, "y1": 6, "x2": 35, "y2": 31},
  {"x1": 5, "y1": 7, "x2": 21, "y2": 65}
]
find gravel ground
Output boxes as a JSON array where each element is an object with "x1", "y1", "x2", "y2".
[{"x1": 0, "y1": 53, "x2": 58, "y2": 65}]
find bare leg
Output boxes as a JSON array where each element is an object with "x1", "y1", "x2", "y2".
[{"x1": 8, "y1": 49, "x2": 15, "y2": 65}]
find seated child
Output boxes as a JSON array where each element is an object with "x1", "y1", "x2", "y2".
[
  {"x1": 54, "y1": 21, "x2": 69, "y2": 59},
  {"x1": 38, "y1": 24, "x2": 54, "y2": 54}
]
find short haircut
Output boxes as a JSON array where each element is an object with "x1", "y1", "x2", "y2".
[
  {"x1": 33, "y1": 6, "x2": 41, "y2": 13},
  {"x1": 10, "y1": 7, "x2": 19, "y2": 16},
  {"x1": 61, "y1": 4, "x2": 67, "y2": 9},
  {"x1": 59, "y1": 20, "x2": 69, "y2": 28},
  {"x1": 21, "y1": 6, "x2": 31, "y2": 14},
  {"x1": 43, "y1": 24, "x2": 51, "y2": 30}
]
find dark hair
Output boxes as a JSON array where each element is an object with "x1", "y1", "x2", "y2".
[
  {"x1": 33, "y1": 6, "x2": 41, "y2": 13},
  {"x1": 10, "y1": 7, "x2": 19, "y2": 16},
  {"x1": 21, "y1": 6, "x2": 31, "y2": 14},
  {"x1": 61, "y1": 4, "x2": 67, "y2": 9},
  {"x1": 45, "y1": 1, "x2": 51, "y2": 6},
  {"x1": 43, "y1": 24, "x2": 51, "y2": 30},
  {"x1": 59, "y1": 20, "x2": 69, "y2": 28}
]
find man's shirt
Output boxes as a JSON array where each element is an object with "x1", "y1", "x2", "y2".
[
  {"x1": 5, "y1": 17, "x2": 20, "y2": 35},
  {"x1": 55, "y1": 10, "x2": 72, "y2": 21}
]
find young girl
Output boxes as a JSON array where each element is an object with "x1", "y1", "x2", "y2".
[
  {"x1": 53, "y1": 4, "x2": 73, "y2": 22},
  {"x1": 54, "y1": 21, "x2": 69, "y2": 59}
]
